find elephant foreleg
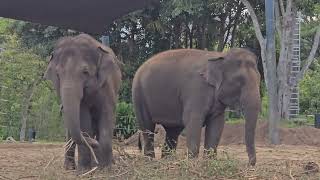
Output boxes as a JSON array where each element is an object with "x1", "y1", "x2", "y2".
[
  {"x1": 184, "y1": 111, "x2": 204, "y2": 158},
  {"x1": 64, "y1": 130, "x2": 76, "y2": 170},
  {"x1": 78, "y1": 103, "x2": 93, "y2": 172},
  {"x1": 96, "y1": 105, "x2": 114, "y2": 168},
  {"x1": 204, "y1": 110, "x2": 225, "y2": 157}
]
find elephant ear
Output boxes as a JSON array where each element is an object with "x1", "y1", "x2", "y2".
[
  {"x1": 44, "y1": 54, "x2": 61, "y2": 97},
  {"x1": 97, "y1": 46, "x2": 117, "y2": 88},
  {"x1": 200, "y1": 56, "x2": 224, "y2": 89}
]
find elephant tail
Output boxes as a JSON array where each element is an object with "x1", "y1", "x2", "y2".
[{"x1": 138, "y1": 131, "x2": 142, "y2": 151}]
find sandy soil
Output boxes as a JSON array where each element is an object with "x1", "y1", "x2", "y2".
[{"x1": 1, "y1": 123, "x2": 320, "y2": 179}]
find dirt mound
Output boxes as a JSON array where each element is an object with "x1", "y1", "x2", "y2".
[{"x1": 125, "y1": 121, "x2": 320, "y2": 147}]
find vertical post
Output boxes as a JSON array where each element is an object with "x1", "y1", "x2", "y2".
[
  {"x1": 100, "y1": 35, "x2": 110, "y2": 47},
  {"x1": 265, "y1": 0, "x2": 279, "y2": 144}
]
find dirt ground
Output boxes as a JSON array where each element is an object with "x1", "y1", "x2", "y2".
[
  {"x1": 1, "y1": 123, "x2": 320, "y2": 179},
  {"x1": 124, "y1": 121, "x2": 320, "y2": 147}
]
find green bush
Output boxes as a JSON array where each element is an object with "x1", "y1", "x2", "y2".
[
  {"x1": 300, "y1": 59, "x2": 320, "y2": 114},
  {"x1": 115, "y1": 102, "x2": 137, "y2": 139}
]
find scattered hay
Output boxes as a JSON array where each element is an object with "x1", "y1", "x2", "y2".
[
  {"x1": 1, "y1": 142, "x2": 319, "y2": 179},
  {"x1": 5, "y1": 136, "x2": 16, "y2": 143}
]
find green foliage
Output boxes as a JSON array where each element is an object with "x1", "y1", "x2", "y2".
[
  {"x1": 225, "y1": 118, "x2": 244, "y2": 125},
  {"x1": 6, "y1": 21, "x2": 77, "y2": 57},
  {"x1": 280, "y1": 115, "x2": 314, "y2": 128},
  {"x1": 0, "y1": 34, "x2": 63, "y2": 140},
  {"x1": 115, "y1": 102, "x2": 137, "y2": 139},
  {"x1": 0, "y1": 0, "x2": 319, "y2": 141},
  {"x1": 299, "y1": 59, "x2": 320, "y2": 114},
  {"x1": 29, "y1": 82, "x2": 64, "y2": 141}
]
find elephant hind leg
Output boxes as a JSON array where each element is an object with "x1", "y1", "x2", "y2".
[
  {"x1": 133, "y1": 92, "x2": 155, "y2": 158},
  {"x1": 141, "y1": 124, "x2": 156, "y2": 158},
  {"x1": 161, "y1": 126, "x2": 183, "y2": 158}
]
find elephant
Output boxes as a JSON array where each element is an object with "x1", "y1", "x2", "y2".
[
  {"x1": 132, "y1": 48, "x2": 261, "y2": 166},
  {"x1": 44, "y1": 34, "x2": 122, "y2": 172}
]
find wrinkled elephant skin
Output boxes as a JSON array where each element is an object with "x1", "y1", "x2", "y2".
[
  {"x1": 44, "y1": 34, "x2": 121, "y2": 172},
  {"x1": 132, "y1": 48, "x2": 261, "y2": 166}
]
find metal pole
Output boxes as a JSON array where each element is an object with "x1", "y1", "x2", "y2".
[
  {"x1": 265, "y1": 0, "x2": 279, "y2": 144},
  {"x1": 265, "y1": 0, "x2": 275, "y2": 43}
]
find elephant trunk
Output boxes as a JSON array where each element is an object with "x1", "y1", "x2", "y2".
[
  {"x1": 241, "y1": 83, "x2": 261, "y2": 166},
  {"x1": 61, "y1": 82, "x2": 99, "y2": 147}
]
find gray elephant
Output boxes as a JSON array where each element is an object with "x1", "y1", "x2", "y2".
[
  {"x1": 44, "y1": 34, "x2": 122, "y2": 172},
  {"x1": 132, "y1": 48, "x2": 261, "y2": 166}
]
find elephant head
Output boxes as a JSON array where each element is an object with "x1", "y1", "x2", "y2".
[
  {"x1": 44, "y1": 35, "x2": 118, "y2": 148},
  {"x1": 202, "y1": 48, "x2": 261, "y2": 166}
]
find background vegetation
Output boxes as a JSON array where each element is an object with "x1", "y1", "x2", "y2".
[{"x1": 0, "y1": 0, "x2": 319, "y2": 141}]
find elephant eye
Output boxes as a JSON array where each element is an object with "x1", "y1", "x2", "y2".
[
  {"x1": 83, "y1": 70, "x2": 89, "y2": 76},
  {"x1": 82, "y1": 67, "x2": 90, "y2": 76}
]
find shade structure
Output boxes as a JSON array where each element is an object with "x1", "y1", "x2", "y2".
[{"x1": 0, "y1": 0, "x2": 159, "y2": 34}]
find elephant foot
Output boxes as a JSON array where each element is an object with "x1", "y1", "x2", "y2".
[
  {"x1": 248, "y1": 156, "x2": 256, "y2": 167},
  {"x1": 186, "y1": 150, "x2": 199, "y2": 159},
  {"x1": 95, "y1": 152, "x2": 113, "y2": 169},
  {"x1": 64, "y1": 159, "x2": 76, "y2": 170},
  {"x1": 144, "y1": 151, "x2": 155, "y2": 159},
  {"x1": 203, "y1": 149, "x2": 217, "y2": 159},
  {"x1": 76, "y1": 165, "x2": 94, "y2": 176},
  {"x1": 161, "y1": 148, "x2": 176, "y2": 158}
]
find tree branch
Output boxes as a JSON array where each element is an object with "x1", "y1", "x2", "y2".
[
  {"x1": 275, "y1": 0, "x2": 282, "y2": 37},
  {"x1": 239, "y1": 0, "x2": 266, "y2": 47},
  {"x1": 279, "y1": 0, "x2": 285, "y2": 16},
  {"x1": 286, "y1": 0, "x2": 293, "y2": 14},
  {"x1": 297, "y1": 26, "x2": 320, "y2": 81},
  {"x1": 239, "y1": 0, "x2": 268, "y2": 87}
]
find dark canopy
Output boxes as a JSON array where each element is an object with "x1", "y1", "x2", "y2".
[{"x1": 0, "y1": 0, "x2": 158, "y2": 34}]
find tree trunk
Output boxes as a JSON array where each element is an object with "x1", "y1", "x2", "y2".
[
  {"x1": 240, "y1": 0, "x2": 280, "y2": 144},
  {"x1": 184, "y1": 27, "x2": 189, "y2": 48},
  {"x1": 172, "y1": 19, "x2": 182, "y2": 49},
  {"x1": 189, "y1": 26, "x2": 193, "y2": 48},
  {"x1": 20, "y1": 79, "x2": 40, "y2": 141},
  {"x1": 242, "y1": 0, "x2": 320, "y2": 144},
  {"x1": 277, "y1": 2, "x2": 295, "y2": 120},
  {"x1": 217, "y1": 23, "x2": 226, "y2": 51},
  {"x1": 230, "y1": 3, "x2": 243, "y2": 48}
]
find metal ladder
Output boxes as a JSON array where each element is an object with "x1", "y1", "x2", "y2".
[{"x1": 289, "y1": 12, "x2": 302, "y2": 119}]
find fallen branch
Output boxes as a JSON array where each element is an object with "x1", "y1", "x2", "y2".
[
  {"x1": 43, "y1": 155, "x2": 55, "y2": 171},
  {"x1": 79, "y1": 166, "x2": 98, "y2": 177},
  {"x1": 64, "y1": 138, "x2": 73, "y2": 148},
  {"x1": 81, "y1": 132, "x2": 99, "y2": 165},
  {"x1": 289, "y1": 169, "x2": 294, "y2": 180}
]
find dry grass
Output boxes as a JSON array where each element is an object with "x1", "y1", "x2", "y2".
[
  {"x1": 40, "y1": 148, "x2": 242, "y2": 180},
  {"x1": 0, "y1": 143, "x2": 319, "y2": 180}
]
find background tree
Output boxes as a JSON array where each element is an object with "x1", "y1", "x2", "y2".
[
  {"x1": 239, "y1": 0, "x2": 320, "y2": 143},
  {"x1": 0, "y1": 0, "x2": 319, "y2": 141}
]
